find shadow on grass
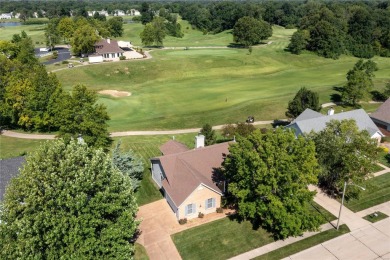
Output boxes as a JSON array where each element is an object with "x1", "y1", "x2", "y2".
[{"x1": 310, "y1": 202, "x2": 336, "y2": 228}]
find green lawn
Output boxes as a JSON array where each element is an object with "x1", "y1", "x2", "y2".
[
  {"x1": 172, "y1": 202, "x2": 336, "y2": 260},
  {"x1": 254, "y1": 225, "x2": 350, "y2": 260},
  {"x1": 134, "y1": 243, "x2": 149, "y2": 260},
  {"x1": 0, "y1": 24, "x2": 47, "y2": 47},
  {"x1": 344, "y1": 173, "x2": 390, "y2": 212},
  {"x1": 378, "y1": 151, "x2": 390, "y2": 167},
  {"x1": 53, "y1": 26, "x2": 390, "y2": 132},
  {"x1": 363, "y1": 211, "x2": 389, "y2": 223},
  {"x1": 0, "y1": 135, "x2": 47, "y2": 159}
]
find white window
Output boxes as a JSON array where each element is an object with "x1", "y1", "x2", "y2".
[
  {"x1": 185, "y1": 203, "x2": 196, "y2": 216},
  {"x1": 205, "y1": 198, "x2": 216, "y2": 209}
]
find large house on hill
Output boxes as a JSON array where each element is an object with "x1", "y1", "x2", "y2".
[
  {"x1": 151, "y1": 135, "x2": 229, "y2": 220},
  {"x1": 286, "y1": 108, "x2": 384, "y2": 142}
]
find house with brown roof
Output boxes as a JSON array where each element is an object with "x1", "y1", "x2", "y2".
[
  {"x1": 89, "y1": 39, "x2": 124, "y2": 63},
  {"x1": 370, "y1": 98, "x2": 390, "y2": 136},
  {"x1": 151, "y1": 135, "x2": 229, "y2": 220}
]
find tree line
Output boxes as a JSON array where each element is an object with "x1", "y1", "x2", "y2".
[{"x1": 0, "y1": 32, "x2": 111, "y2": 149}]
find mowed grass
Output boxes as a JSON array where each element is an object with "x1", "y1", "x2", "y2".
[
  {"x1": 0, "y1": 24, "x2": 47, "y2": 47},
  {"x1": 254, "y1": 225, "x2": 350, "y2": 260},
  {"x1": 172, "y1": 202, "x2": 336, "y2": 260},
  {"x1": 344, "y1": 173, "x2": 390, "y2": 212},
  {"x1": 0, "y1": 135, "x2": 47, "y2": 159},
  {"x1": 54, "y1": 26, "x2": 390, "y2": 131}
]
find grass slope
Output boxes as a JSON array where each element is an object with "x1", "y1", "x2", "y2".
[
  {"x1": 54, "y1": 26, "x2": 390, "y2": 131},
  {"x1": 344, "y1": 173, "x2": 390, "y2": 212}
]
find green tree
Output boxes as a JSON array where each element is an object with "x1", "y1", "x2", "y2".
[
  {"x1": 383, "y1": 82, "x2": 390, "y2": 99},
  {"x1": 309, "y1": 119, "x2": 381, "y2": 198},
  {"x1": 222, "y1": 122, "x2": 256, "y2": 139},
  {"x1": 54, "y1": 85, "x2": 111, "y2": 149},
  {"x1": 70, "y1": 24, "x2": 99, "y2": 56},
  {"x1": 12, "y1": 31, "x2": 37, "y2": 65},
  {"x1": 223, "y1": 128, "x2": 322, "y2": 239},
  {"x1": 342, "y1": 59, "x2": 378, "y2": 106},
  {"x1": 232, "y1": 16, "x2": 272, "y2": 47},
  {"x1": 45, "y1": 18, "x2": 61, "y2": 49},
  {"x1": 200, "y1": 123, "x2": 216, "y2": 146},
  {"x1": 288, "y1": 30, "x2": 310, "y2": 54},
  {"x1": 57, "y1": 17, "x2": 75, "y2": 43},
  {"x1": 286, "y1": 87, "x2": 321, "y2": 119},
  {"x1": 140, "y1": 16, "x2": 166, "y2": 46},
  {"x1": 0, "y1": 139, "x2": 139, "y2": 259},
  {"x1": 107, "y1": 17, "x2": 124, "y2": 37}
]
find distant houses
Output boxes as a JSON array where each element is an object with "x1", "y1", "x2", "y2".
[{"x1": 0, "y1": 13, "x2": 13, "y2": 19}]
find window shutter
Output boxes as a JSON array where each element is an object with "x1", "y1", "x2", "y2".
[
  {"x1": 185, "y1": 205, "x2": 188, "y2": 216},
  {"x1": 212, "y1": 198, "x2": 216, "y2": 208},
  {"x1": 205, "y1": 199, "x2": 208, "y2": 209},
  {"x1": 193, "y1": 203, "x2": 196, "y2": 214}
]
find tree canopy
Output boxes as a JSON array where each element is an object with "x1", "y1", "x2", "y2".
[
  {"x1": 53, "y1": 84, "x2": 111, "y2": 149},
  {"x1": 341, "y1": 59, "x2": 378, "y2": 106},
  {"x1": 0, "y1": 139, "x2": 139, "y2": 259},
  {"x1": 309, "y1": 119, "x2": 381, "y2": 198},
  {"x1": 232, "y1": 16, "x2": 272, "y2": 47},
  {"x1": 286, "y1": 87, "x2": 321, "y2": 119},
  {"x1": 140, "y1": 16, "x2": 166, "y2": 47},
  {"x1": 223, "y1": 128, "x2": 322, "y2": 239},
  {"x1": 200, "y1": 123, "x2": 216, "y2": 146}
]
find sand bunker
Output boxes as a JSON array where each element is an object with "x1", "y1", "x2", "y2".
[{"x1": 98, "y1": 90, "x2": 131, "y2": 97}]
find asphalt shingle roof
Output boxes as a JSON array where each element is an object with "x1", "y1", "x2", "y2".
[
  {"x1": 0, "y1": 156, "x2": 25, "y2": 201},
  {"x1": 156, "y1": 142, "x2": 230, "y2": 207},
  {"x1": 159, "y1": 140, "x2": 190, "y2": 155},
  {"x1": 94, "y1": 39, "x2": 124, "y2": 55},
  {"x1": 370, "y1": 98, "x2": 390, "y2": 124},
  {"x1": 287, "y1": 108, "x2": 383, "y2": 137}
]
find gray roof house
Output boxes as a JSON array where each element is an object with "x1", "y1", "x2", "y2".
[
  {"x1": 0, "y1": 156, "x2": 25, "y2": 201},
  {"x1": 370, "y1": 98, "x2": 390, "y2": 135},
  {"x1": 286, "y1": 108, "x2": 384, "y2": 140}
]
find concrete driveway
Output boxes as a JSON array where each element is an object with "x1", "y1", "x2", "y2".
[
  {"x1": 284, "y1": 217, "x2": 390, "y2": 260},
  {"x1": 137, "y1": 199, "x2": 182, "y2": 260}
]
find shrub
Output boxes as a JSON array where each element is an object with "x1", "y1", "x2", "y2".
[
  {"x1": 62, "y1": 60, "x2": 69, "y2": 64},
  {"x1": 381, "y1": 146, "x2": 389, "y2": 153},
  {"x1": 216, "y1": 207, "x2": 223, "y2": 213},
  {"x1": 119, "y1": 55, "x2": 126, "y2": 60},
  {"x1": 179, "y1": 218, "x2": 187, "y2": 225},
  {"x1": 198, "y1": 212, "x2": 204, "y2": 218},
  {"x1": 381, "y1": 136, "x2": 390, "y2": 143},
  {"x1": 52, "y1": 51, "x2": 58, "y2": 59}
]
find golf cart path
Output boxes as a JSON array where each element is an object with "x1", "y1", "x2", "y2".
[{"x1": 1, "y1": 120, "x2": 274, "y2": 140}]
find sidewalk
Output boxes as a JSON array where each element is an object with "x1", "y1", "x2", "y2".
[
  {"x1": 308, "y1": 185, "x2": 371, "y2": 231},
  {"x1": 228, "y1": 223, "x2": 334, "y2": 260}
]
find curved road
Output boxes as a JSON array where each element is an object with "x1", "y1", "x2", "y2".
[{"x1": 1, "y1": 121, "x2": 275, "y2": 140}]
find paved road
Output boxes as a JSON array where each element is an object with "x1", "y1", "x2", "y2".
[
  {"x1": 1, "y1": 120, "x2": 275, "y2": 140},
  {"x1": 35, "y1": 47, "x2": 71, "y2": 65}
]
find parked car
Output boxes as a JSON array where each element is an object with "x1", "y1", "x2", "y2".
[{"x1": 246, "y1": 116, "x2": 254, "y2": 123}]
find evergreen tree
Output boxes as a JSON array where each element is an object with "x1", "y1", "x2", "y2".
[
  {"x1": 286, "y1": 87, "x2": 321, "y2": 119},
  {"x1": 200, "y1": 123, "x2": 216, "y2": 146}
]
